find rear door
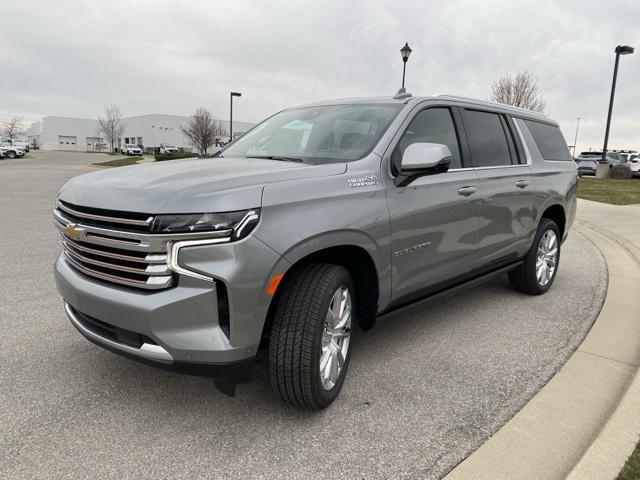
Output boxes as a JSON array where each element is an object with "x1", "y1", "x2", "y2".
[
  {"x1": 459, "y1": 109, "x2": 535, "y2": 267},
  {"x1": 386, "y1": 105, "x2": 479, "y2": 304}
]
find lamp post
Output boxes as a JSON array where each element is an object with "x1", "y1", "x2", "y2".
[
  {"x1": 601, "y1": 45, "x2": 634, "y2": 163},
  {"x1": 572, "y1": 117, "x2": 580, "y2": 157},
  {"x1": 230, "y1": 91, "x2": 242, "y2": 142},
  {"x1": 400, "y1": 42, "x2": 412, "y2": 90}
]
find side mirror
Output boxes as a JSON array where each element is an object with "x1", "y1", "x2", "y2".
[{"x1": 394, "y1": 142, "x2": 452, "y2": 187}]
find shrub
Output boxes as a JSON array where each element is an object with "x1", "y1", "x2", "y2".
[
  {"x1": 609, "y1": 164, "x2": 633, "y2": 179},
  {"x1": 154, "y1": 151, "x2": 200, "y2": 162}
]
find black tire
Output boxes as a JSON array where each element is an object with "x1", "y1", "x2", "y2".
[
  {"x1": 508, "y1": 218, "x2": 561, "y2": 295},
  {"x1": 268, "y1": 262, "x2": 354, "y2": 409},
  {"x1": 7, "y1": 151, "x2": 16, "y2": 159}
]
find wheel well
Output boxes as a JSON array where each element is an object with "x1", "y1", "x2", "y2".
[
  {"x1": 261, "y1": 245, "x2": 379, "y2": 344},
  {"x1": 541, "y1": 204, "x2": 566, "y2": 239}
]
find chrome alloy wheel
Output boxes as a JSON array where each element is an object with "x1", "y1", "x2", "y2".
[
  {"x1": 320, "y1": 286, "x2": 352, "y2": 391},
  {"x1": 536, "y1": 230, "x2": 558, "y2": 286}
]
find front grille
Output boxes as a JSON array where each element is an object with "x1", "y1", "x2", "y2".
[
  {"x1": 62, "y1": 237, "x2": 172, "y2": 289},
  {"x1": 54, "y1": 202, "x2": 172, "y2": 290},
  {"x1": 54, "y1": 200, "x2": 232, "y2": 291}
]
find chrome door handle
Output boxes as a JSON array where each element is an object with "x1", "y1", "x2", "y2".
[
  {"x1": 457, "y1": 186, "x2": 477, "y2": 196},
  {"x1": 515, "y1": 180, "x2": 530, "y2": 189}
]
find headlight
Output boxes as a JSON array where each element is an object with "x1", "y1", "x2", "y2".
[{"x1": 151, "y1": 209, "x2": 260, "y2": 240}]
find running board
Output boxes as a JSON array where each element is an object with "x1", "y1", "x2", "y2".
[{"x1": 376, "y1": 261, "x2": 524, "y2": 323}]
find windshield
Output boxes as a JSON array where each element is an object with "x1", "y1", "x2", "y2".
[{"x1": 221, "y1": 103, "x2": 403, "y2": 163}]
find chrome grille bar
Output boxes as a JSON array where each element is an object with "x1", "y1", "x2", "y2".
[
  {"x1": 64, "y1": 253, "x2": 172, "y2": 290},
  {"x1": 60, "y1": 238, "x2": 166, "y2": 263},
  {"x1": 57, "y1": 200, "x2": 153, "y2": 227},
  {"x1": 54, "y1": 208, "x2": 231, "y2": 252},
  {"x1": 63, "y1": 244, "x2": 171, "y2": 276}
]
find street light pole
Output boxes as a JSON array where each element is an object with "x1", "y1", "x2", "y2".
[
  {"x1": 395, "y1": 42, "x2": 413, "y2": 98},
  {"x1": 573, "y1": 117, "x2": 580, "y2": 157},
  {"x1": 602, "y1": 45, "x2": 634, "y2": 163},
  {"x1": 230, "y1": 91, "x2": 242, "y2": 142}
]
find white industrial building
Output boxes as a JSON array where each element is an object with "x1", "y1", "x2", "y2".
[{"x1": 25, "y1": 114, "x2": 254, "y2": 152}]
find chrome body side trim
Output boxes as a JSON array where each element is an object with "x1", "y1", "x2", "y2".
[
  {"x1": 64, "y1": 302, "x2": 174, "y2": 363},
  {"x1": 512, "y1": 119, "x2": 533, "y2": 165}
]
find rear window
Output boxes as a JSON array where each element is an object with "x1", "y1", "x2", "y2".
[
  {"x1": 463, "y1": 110, "x2": 513, "y2": 167},
  {"x1": 524, "y1": 120, "x2": 572, "y2": 161}
]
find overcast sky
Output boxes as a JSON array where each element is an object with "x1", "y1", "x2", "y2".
[{"x1": 1, "y1": 0, "x2": 638, "y2": 151}]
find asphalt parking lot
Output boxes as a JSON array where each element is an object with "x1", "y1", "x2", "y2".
[{"x1": 1, "y1": 152, "x2": 608, "y2": 480}]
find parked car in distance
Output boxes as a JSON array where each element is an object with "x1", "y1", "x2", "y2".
[
  {"x1": 0, "y1": 138, "x2": 29, "y2": 152},
  {"x1": 575, "y1": 151, "x2": 630, "y2": 172},
  {"x1": 0, "y1": 144, "x2": 25, "y2": 159},
  {"x1": 159, "y1": 144, "x2": 179, "y2": 154},
  {"x1": 120, "y1": 143, "x2": 143, "y2": 156},
  {"x1": 606, "y1": 152, "x2": 631, "y2": 165},
  {"x1": 574, "y1": 152, "x2": 600, "y2": 176},
  {"x1": 629, "y1": 156, "x2": 640, "y2": 178},
  {"x1": 53, "y1": 94, "x2": 577, "y2": 409}
]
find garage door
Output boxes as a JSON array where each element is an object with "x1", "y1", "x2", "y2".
[{"x1": 58, "y1": 136, "x2": 77, "y2": 151}]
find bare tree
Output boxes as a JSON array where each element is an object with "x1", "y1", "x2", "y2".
[
  {"x1": 490, "y1": 71, "x2": 545, "y2": 113},
  {"x1": 97, "y1": 105, "x2": 125, "y2": 153},
  {"x1": 180, "y1": 108, "x2": 225, "y2": 155},
  {"x1": 2, "y1": 116, "x2": 24, "y2": 144}
]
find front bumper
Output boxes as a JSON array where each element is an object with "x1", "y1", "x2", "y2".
[
  {"x1": 54, "y1": 233, "x2": 287, "y2": 375},
  {"x1": 65, "y1": 302, "x2": 255, "y2": 382}
]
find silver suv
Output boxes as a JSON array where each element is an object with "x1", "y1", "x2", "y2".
[{"x1": 54, "y1": 95, "x2": 577, "y2": 409}]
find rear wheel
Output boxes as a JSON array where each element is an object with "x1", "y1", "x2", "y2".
[
  {"x1": 268, "y1": 263, "x2": 354, "y2": 409},
  {"x1": 508, "y1": 218, "x2": 560, "y2": 295}
]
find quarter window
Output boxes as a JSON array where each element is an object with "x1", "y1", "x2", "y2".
[
  {"x1": 392, "y1": 107, "x2": 462, "y2": 172},
  {"x1": 524, "y1": 120, "x2": 572, "y2": 161}
]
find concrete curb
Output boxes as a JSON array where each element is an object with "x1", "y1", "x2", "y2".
[
  {"x1": 566, "y1": 223, "x2": 640, "y2": 480},
  {"x1": 443, "y1": 221, "x2": 640, "y2": 480}
]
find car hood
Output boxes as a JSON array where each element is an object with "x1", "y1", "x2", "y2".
[{"x1": 59, "y1": 157, "x2": 347, "y2": 213}]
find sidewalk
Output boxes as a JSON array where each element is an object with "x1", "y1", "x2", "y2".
[{"x1": 444, "y1": 199, "x2": 640, "y2": 480}]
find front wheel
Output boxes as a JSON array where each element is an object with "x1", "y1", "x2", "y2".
[
  {"x1": 508, "y1": 218, "x2": 560, "y2": 295},
  {"x1": 6, "y1": 151, "x2": 16, "y2": 159},
  {"x1": 268, "y1": 263, "x2": 354, "y2": 409}
]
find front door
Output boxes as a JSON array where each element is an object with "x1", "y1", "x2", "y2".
[{"x1": 386, "y1": 106, "x2": 479, "y2": 305}]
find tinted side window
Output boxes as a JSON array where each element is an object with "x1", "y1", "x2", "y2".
[
  {"x1": 392, "y1": 107, "x2": 462, "y2": 171},
  {"x1": 524, "y1": 120, "x2": 572, "y2": 161},
  {"x1": 463, "y1": 110, "x2": 513, "y2": 167}
]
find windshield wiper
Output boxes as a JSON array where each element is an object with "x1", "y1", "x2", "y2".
[{"x1": 246, "y1": 155, "x2": 304, "y2": 163}]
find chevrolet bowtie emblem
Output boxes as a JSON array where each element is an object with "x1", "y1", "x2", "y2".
[{"x1": 66, "y1": 224, "x2": 83, "y2": 240}]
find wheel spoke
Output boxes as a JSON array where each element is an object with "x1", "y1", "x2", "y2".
[
  {"x1": 537, "y1": 264, "x2": 545, "y2": 282},
  {"x1": 335, "y1": 347, "x2": 345, "y2": 370},
  {"x1": 329, "y1": 348, "x2": 339, "y2": 384},
  {"x1": 329, "y1": 290, "x2": 342, "y2": 328}
]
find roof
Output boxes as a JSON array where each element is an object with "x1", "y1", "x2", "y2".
[{"x1": 290, "y1": 94, "x2": 554, "y2": 124}]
